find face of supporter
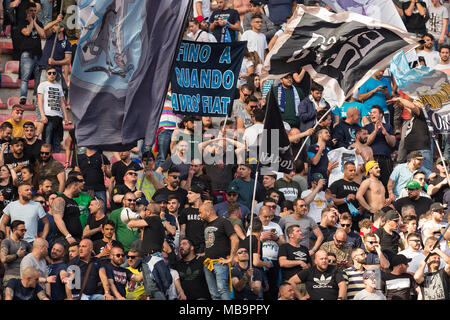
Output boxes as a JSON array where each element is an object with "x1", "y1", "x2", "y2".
[
  {"x1": 250, "y1": 3, "x2": 260, "y2": 14},
  {"x1": 236, "y1": 248, "x2": 249, "y2": 262},
  {"x1": 79, "y1": 241, "x2": 93, "y2": 260},
  {"x1": 187, "y1": 190, "x2": 201, "y2": 204},
  {"x1": 179, "y1": 239, "x2": 193, "y2": 259},
  {"x1": 68, "y1": 246, "x2": 79, "y2": 260},
  {"x1": 34, "y1": 196, "x2": 45, "y2": 208},
  {"x1": 333, "y1": 233, "x2": 347, "y2": 249},
  {"x1": 0, "y1": 166, "x2": 10, "y2": 180},
  {"x1": 23, "y1": 271, "x2": 39, "y2": 288},
  {"x1": 124, "y1": 170, "x2": 138, "y2": 184},
  {"x1": 251, "y1": 17, "x2": 263, "y2": 31},
  {"x1": 102, "y1": 224, "x2": 115, "y2": 240},
  {"x1": 166, "y1": 172, "x2": 180, "y2": 189},
  {"x1": 357, "y1": 129, "x2": 368, "y2": 144},
  {"x1": 188, "y1": 21, "x2": 199, "y2": 33},
  {"x1": 279, "y1": 284, "x2": 295, "y2": 300},
  {"x1": 119, "y1": 151, "x2": 131, "y2": 161},
  {"x1": 369, "y1": 165, "x2": 381, "y2": 178},
  {"x1": 12, "y1": 142, "x2": 24, "y2": 155},
  {"x1": 432, "y1": 209, "x2": 445, "y2": 222},
  {"x1": 177, "y1": 141, "x2": 189, "y2": 155},
  {"x1": 427, "y1": 253, "x2": 441, "y2": 270},
  {"x1": 370, "y1": 108, "x2": 383, "y2": 122},
  {"x1": 315, "y1": 251, "x2": 329, "y2": 271},
  {"x1": 319, "y1": 129, "x2": 330, "y2": 141},
  {"x1": 265, "y1": 201, "x2": 277, "y2": 215},
  {"x1": 167, "y1": 199, "x2": 180, "y2": 213},
  {"x1": 19, "y1": 185, "x2": 33, "y2": 201},
  {"x1": 295, "y1": 200, "x2": 308, "y2": 216},
  {"x1": 325, "y1": 210, "x2": 337, "y2": 227},
  {"x1": 40, "y1": 180, "x2": 53, "y2": 195},
  {"x1": 340, "y1": 219, "x2": 352, "y2": 233},
  {"x1": 24, "y1": 126, "x2": 35, "y2": 139},
  {"x1": 123, "y1": 194, "x2": 136, "y2": 210},
  {"x1": 290, "y1": 226, "x2": 303, "y2": 242},
  {"x1": 14, "y1": 224, "x2": 26, "y2": 240},
  {"x1": 343, "y1": 163, "x2": 356, "y2": 180},
  {"x1": 258, "y1": 209, "x2": 274, "y2": 226},
  {"x1": 311, "y1": 90, "x2": 323, "y2": 102},
  {"x1": 320, "y1": 114, "x2": 332, "y2": 128},
  {"x1": 11, "y1": 108, "x2": 23, "y2": 122},
  {"x1": 407, "y1": 188, "x2": 420, "y2": 200},
  {"x1": 237, "y1": 165, "x2": 251, "y2": 179},
  {"x1": 51, "y1": 243, "x2": 65, "y2": 261},
  {"x1": 40, "y1": 146, "x2": 52, "y2": 162},
  {"x1": 408, "y1": 236, "x2": 421, "y2": 250},
  {"x1": 254, "y1": 76, "x2": 260, "y2": 89},
  {"x1": 262, "y1": 175, "x2": 276, "y2": 188},
  {"x1": 440, "y1": 48, "x2": 450, "y2": 62},
  {"x1": 46, "y1": 68, "x2": 57, "y2": 82},
  {"x1": 217, "y1": 0, "x2": 225, "y2": 10},
  {"x1": 374, "y1": 69, "x2": 384, "y2": 80},
  {"x1": 110, "y1": 247, "x2": 125, "y2": 266},
  {"x1": 353, "y1": 249, "x2": 367, "y2": 264},
  {"x1": 280, "y1": 75, "x2": 293, "y2": 88},
  {"x1": 269, "y1": 192, "x2": 280, "y2": 204},
  {"x1": 89, "y1": 199, "x2": 101, "y2": 214},
  {"x1": 240, "y1": 88, "x2": 252, "y2": 102},
  {"x1": 226, "y1": 192, "x2": 238, "y2": 203},
  {"x1": 423, "y1": 36, "x2": 433, "y2": 49},
  {"x1": 414, "y1": 173, "x2": 426, "y2": 187},
  {"x1": 1, "y1": 127, "x2": 12, "y2": 140}
]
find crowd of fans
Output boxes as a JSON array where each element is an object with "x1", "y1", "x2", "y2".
[{"x1": 0, "y1": 0, "x2": 448, "y2": 301}]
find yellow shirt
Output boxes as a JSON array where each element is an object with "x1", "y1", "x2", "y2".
[
  {"x1": 7, "y1": 119, "x2": 28, "y2": 138},
  {"x1": 125, "y1": 266, "x2": 145, "y2": 300}
]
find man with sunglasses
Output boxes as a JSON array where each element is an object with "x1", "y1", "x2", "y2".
[
  {"x1": 421, "y1": 202, "x2": 450, "y2": 256},
  {"x1": 214, "y1": 184, "x2": 250, "y2": 221},
  {"x1": 362, "y1": 233, "x2": 391, "y2": 271},
  {"x1": 111, "y1": 169, "x2": 146, "y2": 212},
  {"x1": 37, "y1": 65, "x2": 70, "y2": 153},
  {"x1": 233, "y1": 84, "x2": 253, "y2": 130},
  {"x1": 37, "y1": 143, "x2": 65, "y2": 193},
  {"x1": 109, "y1": 192, "x2": 139, "y2": 253},
  {"x1": 231, "y1": 245, "x2": 263, "y2": 300},
  {"x1": 320, "y1": 229, "x2": 353, "y2": 270},
  {"x1": 105, "y1": 246, "x2": 143, "y2": 300},
  {"x1": 125, "y1": 248, "x2": 146, "y2": 300},
  {"x1": 374, "y1": 210, "x2": 402, "y2": 259},
  {"x1": 152, "y1": 168, "x2": 188, "y2": 209}
]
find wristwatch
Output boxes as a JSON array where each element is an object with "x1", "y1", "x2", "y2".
[{"x1": 65, "y1": 233, "x2": 72, "y2": 239}]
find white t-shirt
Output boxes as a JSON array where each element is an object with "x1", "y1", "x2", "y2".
[
  {"x1": 243, "y1": 123, "x2": 264, "y2": 148},
  {"x1": 257, "y1": 222, "x2": 284, "y2": 261},
  {"x1": 241, "y1": 30, "x2": 268, "y2": 63},
  {"x1": 408, "y1": 252, "x2": 446, "y2": 274},
  {"x1": 188, "y1": 30, "x2": 216, "y2": 43},
  {"x1": 20, "y1": 253, "x2": 48, "y2": 278},
  {"x1": 433, "y1": 62, "x2": 450, "y2": 80},
  {"x1": 421, "y1": 220, "x2": 450, "y2": 255},
  {"x1": 238, "y1": 57, "x2": 254, "y2": 87},
  {"x1": 194, "y1": 0, "x2": 211, "y2": 19},
  {"x1": 417, "y1": 50, "x2": 441, "y2": 68},
  {"x1": 327, "y1": 147, "x2": 364, "y2": 187},
  {"x1": 37, "y1": 81, "x2": 64, "y2": 118},
  {"x1": 301, "y1": 190, "x2": 327, "y2": 223},
  {"x1": 398, "y1": 248, "x2": 423, "y2": 260}
]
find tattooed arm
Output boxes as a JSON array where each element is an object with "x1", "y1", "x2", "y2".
[
  {"x1": 52, "y1": 197, "x2": 76, "y2": 244},
  {"x1": 4, "y1": 287, "x2": 14, "y2": 300}
]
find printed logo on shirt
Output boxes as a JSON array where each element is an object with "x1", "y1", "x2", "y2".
[
  {"x1": 205, "y1": 226, "x2": 218, "y2": 249},
  {"x1": 313, "y1": 274, "x2": 333, "y2": 289}
]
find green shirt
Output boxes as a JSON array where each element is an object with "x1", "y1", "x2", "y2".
[
  {"x1": 71, "y1": 192, "x2": 92, "y2": 229},
  {"x1": 109, "y1": 207, "x2": 139, "y2": 252}
]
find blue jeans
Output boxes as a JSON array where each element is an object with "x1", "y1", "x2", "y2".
[
  {"x1": 203, "y1": 262, "x2": 231, "y2": 300},
  {"x1": 155, "y1": 129, "x2": 173, "y2": 169},
  {"x1": 444, "y1": 135, "x2": 450, "y2": 160},
  {"x1": 20, "y1": 51, "x2": 40, "y2": 99},
  {"x1": 43, "y1": 117, "x2": 63, "y2": 153},
  {"x1": 37, "y1": 0, "x2": 53, "y2": 26},
  {"x1": 419, "y1": 148, "x2": 433, "y2": 173}
]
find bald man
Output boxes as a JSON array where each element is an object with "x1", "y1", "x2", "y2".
[
  {"x1": 5, "y1": 266, "x2": 49, "y2": 300},
  {"x1": 199, "y1": 202, "x2": 239, "y2": 300},
  {"x1": 65, "y1": 239, "x2": 113, "y2": 300},
  {"x1": 333, "y1": 106, "x2": 361, "y2": 149},
  {"x1": 319, "y1": 229, "x2": 353, "y2": 270},
  {"x1": 288, "y1": 249, "x2": 347, "y2": 300}
]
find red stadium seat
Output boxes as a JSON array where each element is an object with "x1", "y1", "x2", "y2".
[
  {"x1": 23, "y1": 115, "x2": 37, "y2": 121},
  {"x1": 52, "y1": 153, "x2": 66, "y2": 165},
  {"x1": 0, "y1": 98, "x2": 7, "y2": 110},
  {"x1": 4, "y1": 60, "x2": 19, "y2": 74},
  {"x1": 0, "y1": 40, "x2": 13, "y2": 55},
  {"x1": 0, "y1": 114, "x2": 10, "y2": 123},
  {"x1": 1, "y1": 74, "x2": 18, "y2": 88},
  {"x1": 7, "y1": 96, "x2": 35, "y2": 110}
]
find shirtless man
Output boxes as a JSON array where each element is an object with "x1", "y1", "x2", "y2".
[
  {"x1": 356, "y1": 161, "x2": 387, "y2": 218},
  {"x1": 350, "y1": 127, "x2": 373, "y2": 163}
]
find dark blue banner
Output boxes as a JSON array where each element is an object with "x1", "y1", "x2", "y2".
[{"x1": 171, "y1": 40, "x2": 246, "y2": 117}]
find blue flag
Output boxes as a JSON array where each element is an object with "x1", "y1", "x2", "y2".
[{"x1": 70, "y1": 0, "x2": 192, "y2": 150}]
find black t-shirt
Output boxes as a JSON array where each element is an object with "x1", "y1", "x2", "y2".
[
  {"x1": 404, "y1": 109, "x2": 430, "y2": 152},
  {"x1": 53, "y1": 194, "x2": 83, "y2": 241},
  {"x1": 152, "y1": 187, "x2": 188, "y2": 209},
  {"x1": 77, "y1": 152, "x2": 110, "y2": 191},
  {"x1": 92, "y1": 239, "x2": 122, "y2": 264},
  {"x1": 204, "y1": 163, "x2": 234, "y2": 192},
  {"x1": 402, "y1": 1, "x2": 427, "y2": 34},
  {"x1": 17, "y1": 18, "x2": 44, "y2": 57},
  {"x1": 420, "y1": 268, "x2": 450, "y2": 300},
  {"x1": 174, "y1": 256, "x2": 211, "y2": 300},
  {"x1": 381, "y1": 272, "x2": 417, "y2": 300},
  {"x1": 4, "y1": 153, "x2": 34, "y2": 172},
  {"x1": 6, "y1": 278, "x2": 44, "y2": 300},
  {"x1": 23, "y1": 139, "x2": 43, "y2": 161},
  {"x1": 68, "y1": 256, "x2": 104, "y2": 296},
  {"x1": 278, "y1": 243, "x2": 311, "y2": 281},
  {"x1": 111, "y1": 184, "x2": 146, "y2": 212},
  {"x1": 393, "y1": 196, "x2": 433, "y2": 216},
  {"x1": 210, "y1": 9, "x2": 240, "y2": 42},
  {"x1": 141, "y1": 216, "x2": 165, "y2": 255},
  {"x1": 374, "y1": 228, "x2": 401, "y2": 256},
  {"x1": 311, "y1": 225, "x2": 337, "y2": 242},
  {"x1": 179, "y1": 207, "x2": 205, "y2": 253},
  {"x1": 111, "y1": 160, "x2": 142, "y2": 186},
  {"x1": 0, "y1": 183, "x2": 18, "y2": 212},
  {"x1": 297, "y1": 265, "x2": 345, "y2": 300},
  {"x1": 429, "y1": 175, "x2": 450, "y2": 203},
  {"x1": 231, "y1": 263, "x2": 263, "y2": 300},
  {"x1": 329, "y1": 179, "x2": 360, "y2": 214},
  {"x1": 104, "y1": 263, "x2": 133, "y2": 298},
  {"x1": 48, "y1": 261, "x2": 67, "y2": 300},
  {"x1": 204, "y1": 217, "x2": 235, "y2": 259},
  {"x1": 13, "y1": 0, "x2": 42, "y2": 26},
  {"x1": 86, "y1": 215, "x2": 109, "y2": 242}
]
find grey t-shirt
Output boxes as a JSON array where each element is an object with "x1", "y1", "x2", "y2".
[
  {"x1": 353, "y1": 289, "x2": 387, "y2": 300},
  {"x1": 232, "y1": 99, "x2": 253, "y2": 129},
  {"x1": 20, "y1": 253, "x2": 48, "y2": 278},
  {"x1": 427, "y1": 5, "x2": 449, "y2": 39},
  {"x1": 1, "y1": 239, "x2": 32, "y2": 277},
  {"x1": 278, "y1": 214, "x2": 317, "y2": 249}
]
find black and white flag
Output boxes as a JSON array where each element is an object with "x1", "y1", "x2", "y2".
[
  {"x1": 259, "y1": 90, "x2": 294, "y2": 174},
  {"x1": 261, "y1": 5, "x2": 418, "y2": 106}
]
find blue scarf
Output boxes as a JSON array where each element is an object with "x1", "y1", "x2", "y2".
[{"x1": 277, "y1": 83, "x2": 301, "y2": 114}]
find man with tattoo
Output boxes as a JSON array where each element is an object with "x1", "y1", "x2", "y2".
[
  {"x1": 4, "y1": 266, "x2": 49, "y2": 300},
  {"x1": 0, "y1": 220, "x2": 32, "y2": 289},
  {"x1": 52, "y1": 176, "x2": 84, "y2": 246}
]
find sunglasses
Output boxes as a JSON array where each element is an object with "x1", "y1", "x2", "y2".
[
  {"x1": 267, "y1": 205, "x2": 277, "y2": 209},
  {"x1": 335, "y1": 239, "x2": 346, "y2": 244},
  {"x1": 169, "y1": 175, "x2": 180, "y2": 179},
  {"x1": 298, "y1": 204, "x2": 307, "y2": 207},
  {"x1": 341, "y1": 224, "x2": 351, "y2": 227},
  {"x1": 328, "y1": 259, "x2": 336, "y2": 263},
  {"x1": 368, "y1": 241, "x2": 378, "y2": 245},
  {"x1": 126, "y1": 199, "x2": 136, "y2": 202},
  {"x1": 47, "y1": 71, "x2": 57, "y2": 75},
  {"x1": 15, "y1": 110, "x2": 24, "y2": 114},
  {"x1": 114, "y1": 254, "x2": 125, "y2": 258},
  {"x1": 127, "y1": 172, "x2": 137, "y2": 176},
  {"x1": 40, "y1": 152, "x2": 50, "y2": 155},
  {"x1": 127, "y1": 255, "x2": 138, "y2": 259},
  {"x1": 37, "y1": 200, "x2": 45, "y2": 204},
  {"x1": 237, "y1": 250, "x2": 248, "y2": 254},
  {"x1": 409, "y1": 239, "x2": 421, "y2": 242}
]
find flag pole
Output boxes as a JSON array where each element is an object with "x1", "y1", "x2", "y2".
[
  {"x1": 249, "y1": 169, "x2": 259, "y2": 270},
  {"x1": 50, "y1": 0, "x2": 65, "y2": 62},
  {"x1": 294, "y1": 104, "x2": 338, "y2": 161}
]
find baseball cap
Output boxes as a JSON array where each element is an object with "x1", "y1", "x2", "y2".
[
  {"x1": 195, "y1": 15, "x2": 205, "y2": 23},
  {"x1": 362, "y1": 270, "x2": 376, "y2": 280},
  {"x1": 226, "y1": 185, "x2": 239, "y2": 194},
  {"x1": 384, "y1": 210, "x2": 400, "y2": 221},
  {"x1": 365, "y1": 160, "x2": 379, "y2": 176},
  {"x1": 136, "y1": 197, "x2": 149, "y2": 206},
  {"x1": 407, "y1": 151, "x2": 424, "y2": 160},
  {"x1": 391, "y1": 254, "x2": 412, "y2": 267},
  {"x1": 311, "y1": 173, "x2": 324, "y2": 182},
  {"x1": 430, "y1": 202, "x2": 445, "y2": 211},
  {"x1": 406, "y1": 180, "x2": 421, "y2": 190},
  {"x1": 436, "y1": 158, "x2": 449, "y2": 166}
]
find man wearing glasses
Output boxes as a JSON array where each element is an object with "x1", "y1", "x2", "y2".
[
  {"x1": 109, "y1": 192, "x2": 139, "y2": 253},
  {"x1": 421, "y1": 202, "x2": 450, "y2": 256},
  {"x1": 111, "y1": 169, "x2": 146, "y2": 211},
  {"x1": 152, "y1": 168, "x2": 188, "y2": 209},
  {"x1": 125, "y1": 248, "x2": 146, "y2": 300},
  {"x1": 362, "y1": 233, "x2": 391, "y2": 271},
  {"x1": 37, "y1": 143, "x2": 65, "y2": 193},
  {"x1": 320, "y1": 229, "x2": 353, "y2": 270},
  {"x1": 232, "y1": 84, "x2": 253, "y2": 130},
  {"x1": 37, "y1": 65, "x2": 70, "y2": 153}
]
